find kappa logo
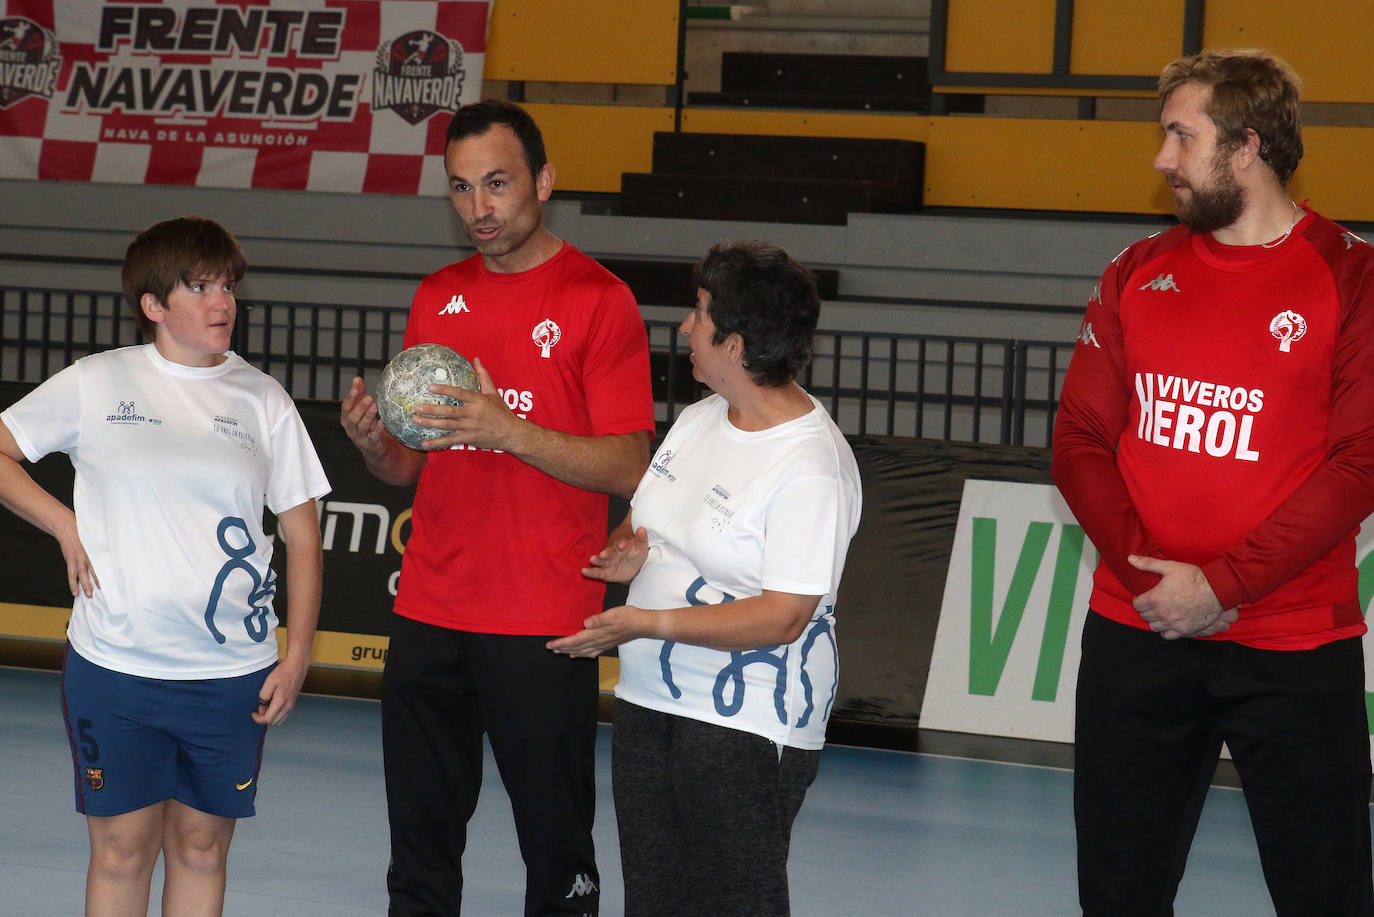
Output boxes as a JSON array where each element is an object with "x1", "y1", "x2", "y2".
[
  {"x1": 1138, "y1": 273, "x2": 1180, "y2": 292},
  {"x1": 438, "y1": 293, "x2": 469, "y2": 315},
  {"x1": 563, "y1": 873, "x2": 598, "y2": 899},
  {"x1": 1343, "y1": 231, "x2": 1369, "y2": 251},
  {"x1": 1268, "y1": 310, "x2": 1307, "y2": 353},
  {"x1": 1076, "y1": 321, "x2": 1100, "y2": 349},
  {"x1": 532, "y1": 319, "x2": 561, "y2": 358},
  {"x1": 1088, "y1": 282, "x2": 1102, "y2": 305}
]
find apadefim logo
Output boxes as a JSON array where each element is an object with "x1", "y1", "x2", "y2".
[
  {"x1": 0, "y1": 18, "x2": 61, "y2": 109},
  {"x1": 373, "y1": 30, "x2": 466, "y2": 125}
]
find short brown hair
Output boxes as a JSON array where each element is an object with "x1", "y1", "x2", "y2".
[
  {"x1": 121, "y1": 216, "x2": 246, "y2": 341},
  {"x1": 1158, "y1": 49, "x2": 1303, "y2": 186}
]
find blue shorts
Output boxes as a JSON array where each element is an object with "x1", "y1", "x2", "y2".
[{"x1": 60, "y1": 644, "x2": 272, "y2": 818}]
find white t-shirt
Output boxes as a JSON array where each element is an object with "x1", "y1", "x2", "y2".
[
  {"x1": 2, "y1": 344, "x2": 330, "y2": 679},
  {"x1": 616, "y1": 392, "x2": 862, "y2": 749}
]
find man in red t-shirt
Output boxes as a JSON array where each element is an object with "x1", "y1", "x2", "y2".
[
  {"x1": 1054, "y1": 51, "x2": 1374, "y2": 916},
  {"x1": 341, "y1": 100, "x2": 654, "y2": 916}
]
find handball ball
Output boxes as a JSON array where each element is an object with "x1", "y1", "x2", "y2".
[{"x1": 376, "y1": 343, "x2": 479, "y2": 448}]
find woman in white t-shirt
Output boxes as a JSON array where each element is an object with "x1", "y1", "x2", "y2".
[
  {"x1": 550, "y1": 240, "x2": 862, "y2": 916},
  {"x1": 0, "y1": 217, "x2": 329, "y2": 917}
]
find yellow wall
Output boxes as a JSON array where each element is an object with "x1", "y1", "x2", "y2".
[
  {"x1": 476, "y1": 1, "x2": 1374, "y2": 216},
  {"x1": 674, "y1": 110, "x2": 1374, "y2": 222},
  {"x1": 1069, "y1": 0, "x2": 1189, "y2": 78},
  {"x1": 924, "y1": 118, "x2": 1169, "y2": 213},
  {"x1": 943, "y1": 0, "x2": 1057, "y2": 74},
  {"x1": 486, "y1": 0, "x2": 680, "y2": 85},
  {"x1": 524, "y1": 103, "x2": 676, "y2": 193},
  {"x1": 1204, "y1": 0, "x2": 1374, "y2": 104},
  {"x1": 944, "y1": 0, "x2": 1374, "y2": 103}
]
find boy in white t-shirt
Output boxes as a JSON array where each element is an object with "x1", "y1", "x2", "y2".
[{"x1": 0, "y1": 217, "x2": 330, "y2": 917}]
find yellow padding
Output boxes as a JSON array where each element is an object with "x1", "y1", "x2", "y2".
[
  {"x1": 523, "y1": 103, "x2": 676, "y2": 194},
  {"x1": 924, "y1": 117, "x2": 1171, "y2": 213},
  {"x1": 933, "y1": 86, "x2": 1156, "y2": 98},
  {"x1": 0, "y1": 604, "x2": 620, "y2": 687},
  {"x1": 1293, "y1": 128, "x2": 1374, "y2": 220},
  {"x1": 486, "y1": 0, "x2": 680, "y2": 85},
  {"x1": 286, "y1": 630, "x2": 621, "y2": 686},
  {"x1": 0, "y1": 602, "x2": 68, "y2": 641},
  {"x1": 944, "y1": 0, "x2": 1057, "y2": 75},
  {"x1": 677, "y1": 112, "x2": 1374, "y2": 221},
  {"x1": 939, "y1": 0, "x2": 1374, "y2": 103},
  {"x1": 1070, "y1": 0, "x2": 1189, "y2": 78},
  {"x1": 1204, "y1": 0, "x2": 1374, "y2": 104}
]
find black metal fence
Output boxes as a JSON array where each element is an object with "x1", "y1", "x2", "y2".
[{"x1": 1, "y1": 286, "x2": 1072, "y2": 447}]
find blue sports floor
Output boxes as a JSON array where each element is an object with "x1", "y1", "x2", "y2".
[{"x1": 0, "y1": 665, "x2": 1333, "y2": 915}]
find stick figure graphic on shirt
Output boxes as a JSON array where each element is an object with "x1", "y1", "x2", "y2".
[{"x1": 204, "y1": 516, "x2": 277, "y2": 644}]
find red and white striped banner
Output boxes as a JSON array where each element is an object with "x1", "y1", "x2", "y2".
[{"x1": 0, "y1": 0, "x2": 491, "y2": 194}]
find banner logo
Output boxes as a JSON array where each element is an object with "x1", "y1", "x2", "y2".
[
  {"x1": 0, "y1": 18, "x2": 61, "y2": 109},
  {"x1": 373, "y1": 30, "x2": 466, "y2": 125}
]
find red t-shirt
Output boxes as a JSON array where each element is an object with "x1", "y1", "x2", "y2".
[
  {"x1": 1053, "y1": 209, "x2": 1374, "y2": 649},
  {"x1": 393, "y1": 243, "x2": 654, "y2": 635}
]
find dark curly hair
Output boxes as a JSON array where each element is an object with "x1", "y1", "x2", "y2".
[{"x1": 692, "y1": 241, "x2": 821, "y2": 387}]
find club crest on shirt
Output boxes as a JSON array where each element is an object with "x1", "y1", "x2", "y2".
[
  {"x1": 84, "y1": 767, "x2": 104, "y2": 791},
  {"x1": 1268, "y1": 310, "x2": 1307, "y2": 353},
  {"x1": 531, "y1": 319, "x2": 561, "y2": 358}
]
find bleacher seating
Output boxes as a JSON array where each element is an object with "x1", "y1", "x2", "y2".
[
  {"x1": 688, "y1": 51, "x2": 981, "y2": 114},
  {"x1": 620, "y1": 131, "x2": 924, "y2": 224}
]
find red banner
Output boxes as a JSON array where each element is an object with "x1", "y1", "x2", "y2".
[{"x1": 0, "y1": 0, "x2": 491, "y2": 193}]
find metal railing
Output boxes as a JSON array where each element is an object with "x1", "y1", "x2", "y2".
[{"x1": 1, "y1": 286, "x2": 1072, "y2": 447}]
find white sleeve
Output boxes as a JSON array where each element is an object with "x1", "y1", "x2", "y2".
[
  {"x1": 264, "y1": 388, "x2": 331, "y2": 513},
  {"x1": 760, "y1": 474, "x2": 845, "y2": 596},
  {"x1": 1, "y1": 362, "x2": 84, "y2": 462}
]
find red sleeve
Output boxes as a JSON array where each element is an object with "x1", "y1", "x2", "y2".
[
  {"x1": 1201, "y1": 236, "x2": 1374, "y2": 611},
  {"x1": 580, "y1": 279, "x2": 655, "y2": 437},
  {"x1": 1051, "y1": 246, "x2": 1165, "y2": 596}
]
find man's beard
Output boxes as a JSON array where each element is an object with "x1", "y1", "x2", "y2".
[{"x1": 1174, "y1": 150, "x2": 1245, "y2": 234}]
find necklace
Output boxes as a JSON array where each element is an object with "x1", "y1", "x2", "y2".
[{"x1": 1260, "y1": 201, "x2": 1302, "y2": 248}]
